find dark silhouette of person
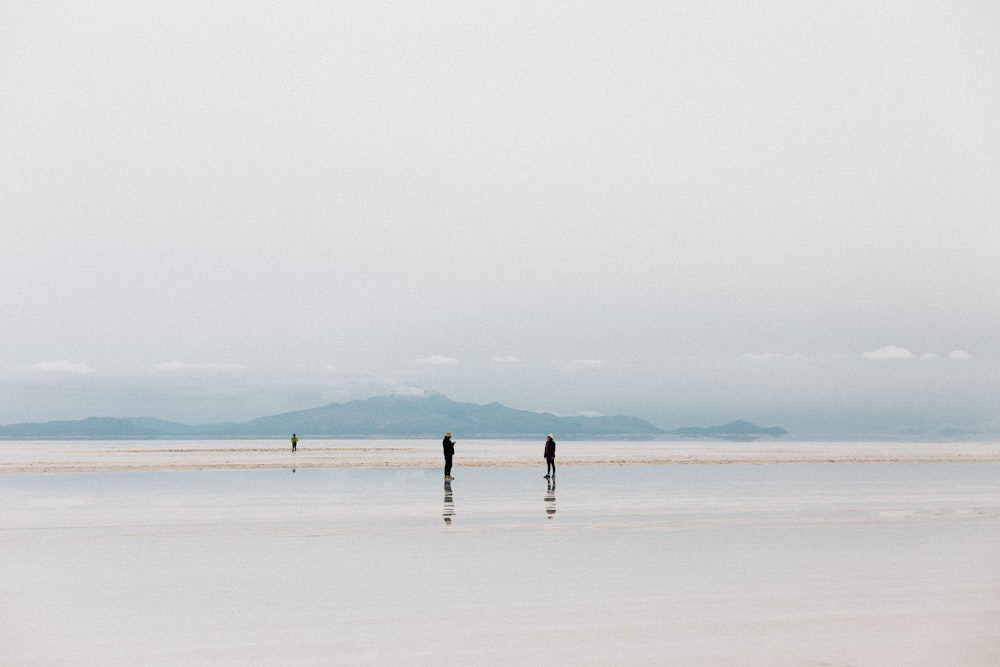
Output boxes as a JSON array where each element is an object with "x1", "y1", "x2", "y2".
[
  {"x1": 291, "y1": 433, "x2": 298, "y2": 452},
  {"x1": 543, "y1": 434, "x2": 556, "y2": 478},
  {"x1": 443, "y1": 480, "x2": 454, "y2": 525},
  {"x1": 545, "y1": 478, "x2": 556, "y2": 519},
  {"x1": 442, "y1": 432, "x2": 455, "y2": 480}
]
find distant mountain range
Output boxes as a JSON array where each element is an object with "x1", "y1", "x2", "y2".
[
  {"x1": 0, "y1": 390, "x2": 788, "y2": 440},
  {"x1": 668, "y1": 419, "x2": 787, "y2": 441}
]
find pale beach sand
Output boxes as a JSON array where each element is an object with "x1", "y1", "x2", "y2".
[
  {"x1": 2, "y1": 441, "x2": 998, "y2": 665},
  {"x1": 3, "y1": 438, "x2": 1000, "y2": 473}
]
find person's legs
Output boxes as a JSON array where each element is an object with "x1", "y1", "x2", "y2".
[
  {"x1": 546, "y1": 457, "x2": 555, "y2": 477},
  {"x1": 444, "y1": 454, "x2": 453, "y2": 478}
]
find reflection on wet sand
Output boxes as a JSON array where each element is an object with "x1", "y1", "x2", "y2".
[
  {"x1": 545, "y1": 479, "x2": 556, "y2": 519},
  {"x1": 443, "y1": 480, "x2": 454, "y2": 525}
]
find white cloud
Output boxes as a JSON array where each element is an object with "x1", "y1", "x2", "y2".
[
  {"x1": 152, "y1": 362, "x2": 247, "y2": 371},
  {"x1": 571, "y1": 359, "x2": 606, "y2": 368},
  {"x1": 414, "y1": 355, "x2": 458, "y2": 366},
  {"x1": 490, "y1": 355, "x2": 518, "y2": 363},
  {"x1": 383, "y1": 385, "x2": 431, "y2": 397},
  {"x1": 862, "y1": 346, "x2": 915, "y2": 360},
  {"x1": 948, "y1": 350, "x2": 972, "y2": 361},
  {"x1": 27, "y1": 360, "x2": 95, "y2": 374}
]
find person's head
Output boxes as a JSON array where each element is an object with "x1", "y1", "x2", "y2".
[
  {"x1": 445, "y1": 432, "x2": 452, "y2": 437},
  {"x1": 547, "y1": 433, "x2": 553, "y2": 439}
]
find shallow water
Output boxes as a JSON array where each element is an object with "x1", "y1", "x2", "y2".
[{"x1": 2, "y1": 462, "x2": 999, "y2": 665}]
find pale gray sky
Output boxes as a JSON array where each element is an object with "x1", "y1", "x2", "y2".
[{"x1": 3, "y1": 1, "x2": 998, "y2": 435}]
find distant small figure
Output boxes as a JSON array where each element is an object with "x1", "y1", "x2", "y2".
[
  {"x1": 543, "y1": 434, "x2": 556, "y2": 478},
  {"x1": 291, "y1": 433, "x2": 298, "y2": 452},
  {"x1": 442, "y1": 432, "x2": 455, "y2": 480}
]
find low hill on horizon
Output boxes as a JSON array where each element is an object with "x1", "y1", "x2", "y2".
[
  {"x1": 217, "y1": 391, "x2": 665, "y2": 437},
  {"x1": 0, "y1": 416, "x2": 162, "y2": 439},
  {"x1": 0, "y1": 391, "x2": 667, "y2": 439},
  {"x1": 670, "y1": 419, "x2": 787, "y2": 441}
]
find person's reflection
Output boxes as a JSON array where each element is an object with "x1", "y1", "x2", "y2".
[
  {"x1": 443, "y1": 480, "x2": 455, "y2": 525},
  {"x1": 545, "y1": 479, "x2": 556, "y2": 519}
]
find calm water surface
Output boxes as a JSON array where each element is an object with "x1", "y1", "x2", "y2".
[{"x1": 2, "y1": 462, "x2": 998, "y2": 665}]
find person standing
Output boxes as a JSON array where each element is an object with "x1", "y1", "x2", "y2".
[
  {"x1": 544, "y1": 434, "x2": 556, "y2": 478},
  {"x1": 291, "y1": 433, "x2": 298, "y2": 452},
  {"x1": 442, "y1": 432, "x2": 455, "y2": 480}
]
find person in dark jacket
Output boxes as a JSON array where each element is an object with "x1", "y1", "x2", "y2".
[
  {"x1": 543, "y1": 434, "x2": 556, "y2": 478},
  {"x1": 442, "y1": 432, "x2": 456, "y2": 480}
]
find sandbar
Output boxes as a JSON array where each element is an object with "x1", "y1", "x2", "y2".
[{"x1": 2, "y1": 439, "x2": 999, "y2": 473}]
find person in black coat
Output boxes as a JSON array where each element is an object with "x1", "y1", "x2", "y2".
[
  {"x1": 544, "y1": 434, "x2": 556, "y2": 478},
  {"x1": 442, "y1": 432, "x2": 456, "y2": 480}
]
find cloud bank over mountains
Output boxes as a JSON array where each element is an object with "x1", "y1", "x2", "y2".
[
  {"x1": 862, "y1": 346, "x2": 972, "y2": 361},
  {"x1": 26, "y1": 360, "x2": 96, "y2": 374},
  {"x1": 7, "y1": 342, "x2": 994, "y2": 438},
  {"x1": 151, "y1": 362, "x2": 249, "y2": 371}
]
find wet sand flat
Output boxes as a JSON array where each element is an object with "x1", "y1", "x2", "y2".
[
  {"x1": 2, "y1": 438, "x2": 1000, "y2": 473},
  {"x1": 1, "y1": 451, "x2": 999, "y2": 666}
]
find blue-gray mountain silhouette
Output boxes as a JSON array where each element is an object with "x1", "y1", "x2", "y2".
[
  {"x1": 216, "y1": 391, "x2": 665, "y2": 437},
  {"x1": 670, "y1": 419, "x2": 786, "y2": 441},
  {"x1": 0, "y1": 391, "x2": 666, "y2": 438},
  {"x1": 0, "y1": 416, "x2": 163, "y2": 439}
]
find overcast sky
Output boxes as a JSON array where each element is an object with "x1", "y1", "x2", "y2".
[{"x1": 3, "y1": 1, "x2": 998, "y2": 435}]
